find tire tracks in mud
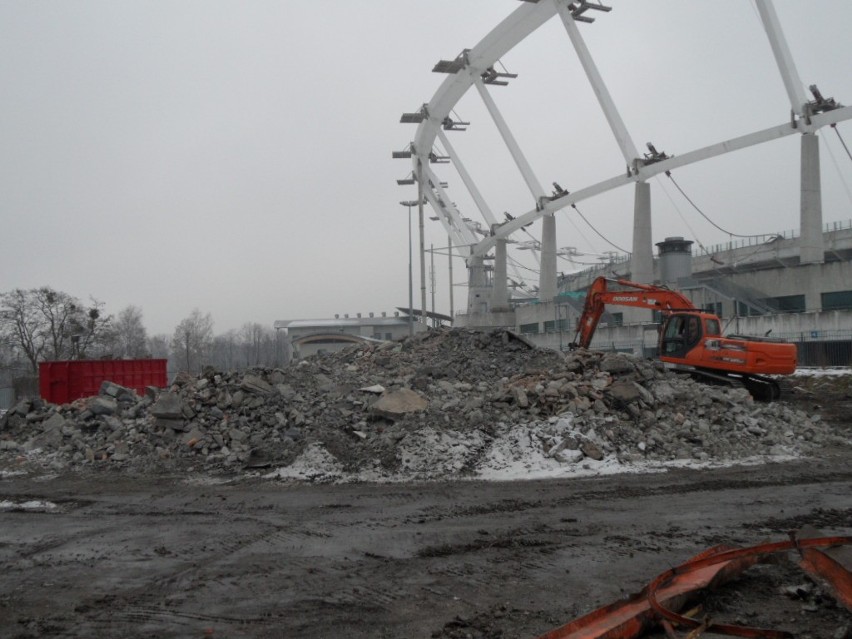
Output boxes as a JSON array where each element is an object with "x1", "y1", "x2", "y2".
[
  {"x1": 73, "y1": 495, "x2": 421, "y2": 636},
  {"x1": 402, "y1": 466, "x2": 852, "y2": 524},
  {"x1": 7, "y1": 490, "x2": 348, "y2": 636}
]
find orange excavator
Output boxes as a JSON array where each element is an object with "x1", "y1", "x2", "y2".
[{"x1": 570, "y1": 277, "x2": 797, "y2": 401}]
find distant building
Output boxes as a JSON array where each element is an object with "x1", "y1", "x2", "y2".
[{"x1": 274, "y1": 311, "x2": 425, "y2": 359}]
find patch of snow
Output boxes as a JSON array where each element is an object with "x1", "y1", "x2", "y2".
[
  {"x1": 793, "y1": 368, "x2": 852, "y2": 377},
  {"x1": 0, "y1": 500, "x2": 58, "y2": 512},
  {"x1": 265, "y1": 443, "x2": 345, "y2": 483},
  {"x1": 260, "y1": 414, "x2": 806, "y2": 484},
  {"x1": 396, "y1": 426, "x2": 489, "y2": 479}
]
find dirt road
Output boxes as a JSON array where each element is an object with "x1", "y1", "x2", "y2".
[{"x1": 1, "y1": 449, "x2": 850, "y2": 639}]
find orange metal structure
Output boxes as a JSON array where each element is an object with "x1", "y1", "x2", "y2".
[
  {"x1": 571, "y1": 277, "x2": 797, "y2": 400},
  {"x1": 536, "y1": 544, "x2": 758, "y2": 639},
  {"x1": 798, "y1": 544, "x2": 852, "y2": 611},
  {"x1": 537, "y1": 535, "x2": 852, "y2": 639}
]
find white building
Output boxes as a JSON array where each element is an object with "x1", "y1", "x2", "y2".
[{"x1": 274, "y1": 311, "x2": 425, "y2": 360}]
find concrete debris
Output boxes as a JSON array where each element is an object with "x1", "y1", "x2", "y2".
[
  {"x1": 149, "y1": 392, "x2": 184, "y2": 419},
  {"x1": 359, "y1": 384, "x2": 386, "y2": 394},
  {"x1": 370, "y1": 388, "x2": 428, "y2": 420},
  {"x1": 240, "y1": 374, "x2": 273, "y2": 395},
  {"x1": 88, "y1": 397, "x2": 117, "y2": 417},
  {"x1": 0, "y1": 329, "x2": 846, "y2": 481}
]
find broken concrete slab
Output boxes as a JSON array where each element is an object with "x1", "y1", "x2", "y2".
[
  {"x1": 371, "y1": 389, "x2": 428, "y2": 420},
  {"x1": 40, "y1": 413, "x2": 68, "y2": 433},
  {"x1": 240, "y1": 374, "x2": 273, "y2": 394},
  {"x1": 88, "y1": 397, "x2": 118, "y2": 416},
  {"x1": 149, "y1": 392, "x2": 185, "y2": 420}
]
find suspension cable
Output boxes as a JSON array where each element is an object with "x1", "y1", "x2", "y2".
[
  {"x1": 555, "y1": 206, "x2": 597, "y2": 254},
  {"x1": 654, "y1": 175, "x2": 716, "y2": 259},
  {"x1": 568, "y1": 203, "x2": 629, "y2": 254},
  {"x1": 831, "y1": 123, "x2": 852, "y2": 163},
  {"x1": 506, "y1": 254, "x2": 540, "y2": 276},
  {"x1": 665, "y1": 171, "x2": 771, "y2": 239},
  {"x1": 824, "y1": 131, "x2": 852, "y2": 207},
  {"x1": 504, "y1": 255, "x2": 538, "y2": 292},
  {"x1": 519, "y1": 225, "x2": 539, "y2": 244}
]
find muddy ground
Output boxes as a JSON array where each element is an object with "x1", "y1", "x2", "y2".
[{"x1": 0, "y1": 377, "x2": 850, "y2": 639}]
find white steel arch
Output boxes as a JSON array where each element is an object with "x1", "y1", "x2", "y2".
[
  {"x1": 401, "y1": 0, "x2": 852, "y2": 311},
  {"x1": 473, "y1": 106, "x2": 852, "y2": 258}
]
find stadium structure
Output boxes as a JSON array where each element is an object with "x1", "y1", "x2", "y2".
[{"x1": 395, "y1": 1, "x2": 852, "y2": 366}]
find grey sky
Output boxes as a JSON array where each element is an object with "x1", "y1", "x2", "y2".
[{"x1": 2, "y1": 2, "x2": 851, "y2": 336}]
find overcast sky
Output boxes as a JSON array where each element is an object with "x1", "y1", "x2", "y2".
[{"x1": 2, "y1": 1, "x2": 851, "y2": 336}]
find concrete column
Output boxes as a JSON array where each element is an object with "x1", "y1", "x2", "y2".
[
  {"x1": 800, "y1": 133, "x2": 824, "y2": 265},
  {"x1": 539, "y1": 214, "x2": 557, "y2": 301},
  {"x1": 631, "y1": 181, "x2": 653, "y2": 284},
  {"x1": 803, "y1": 274, "x2": 822, "y2": 313},
  {"x1": 626, "y1": 181, "x2": 655, "y2": 326},
  {"x1": 467, "y1": 255, "x2": 490, "y2": 315},
  {"x1": 492, "y1": 239, "x2": 509, "y2": 311}
]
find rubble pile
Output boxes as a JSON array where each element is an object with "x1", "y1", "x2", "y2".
[{"x1": 0, "y1": 329, "x2": 844, "y2": 481}]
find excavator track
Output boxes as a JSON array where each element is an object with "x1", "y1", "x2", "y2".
[
  {"x1": 682, "y1": 368, "x2": 744, "y2": 391},
  {"x1": 742, "y1": 375, "x2": 782, "y2": 402},
  {"x1": 676, "y1": 368, "x2": 787, "y2": 402}
]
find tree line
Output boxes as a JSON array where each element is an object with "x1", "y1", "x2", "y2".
[{"x1": 0, "y1": 287, "x2": 284, "y2": 379}]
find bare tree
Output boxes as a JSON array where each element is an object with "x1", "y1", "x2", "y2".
[
  {"x1": 72, "y1": 298, "x2": 115, "y2": 359},
  {"x1": 0, "y1": 289, "x2": 44, "y2": 373},
  {"x1": 171, "y1": 309, "x2": 214, "y2": 373},
  {"x1": 239, "y1": 322, "x2": 276, "y2": 367},
  {"x1": 147, "y1": 334, "x2": 170, "y2": 360},
  {"x1": 0, "y1": 287, "x2": 114, "y2": 373},
  {"x1": 114, "y1": 305, "x2": 149, "y2": 358},
  {"x1": 210, "y1": 330, "x2": 239, "y2": 372},
  {"x1": 147, "y1": 333, "x2": 172, "y2": 378}
]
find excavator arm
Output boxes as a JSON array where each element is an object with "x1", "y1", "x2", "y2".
[{"x1": 571, "y1": 277, "x2": 697, "y2": 349}]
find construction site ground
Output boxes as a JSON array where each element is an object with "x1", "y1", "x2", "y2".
[
  {"x1": 1, "y1": 454, "x2": 849, "y2": 637},
  {"x1": 1, "y1": 371, "x2": 850, "y2": 639}
]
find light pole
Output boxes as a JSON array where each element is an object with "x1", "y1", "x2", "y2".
[
  {"x1": 417, "y1": 171, "x2": 427, "y2": 328},
  {"x1": 400, "y1": 200, "x2": 419, "y2": 336}
]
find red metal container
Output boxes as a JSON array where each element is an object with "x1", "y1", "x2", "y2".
[{"x1": 39, "y1": 359, "x2": 168, "y2": 404}]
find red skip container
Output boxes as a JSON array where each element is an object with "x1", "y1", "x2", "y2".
[{"x1": 39, "y1": 359, "x2": 168, "y2": 404}]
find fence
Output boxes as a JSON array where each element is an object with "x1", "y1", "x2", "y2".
[{"x1": 702, "y1": 219, "x2": 852, "y2": 255}]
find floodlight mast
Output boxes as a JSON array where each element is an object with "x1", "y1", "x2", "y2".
[
  {"x1": 399, "y1": 200, "x2": 420, "y2": 336},
  {"x1": 417, "y1": 159, "x2": 427, "y2": 326}
]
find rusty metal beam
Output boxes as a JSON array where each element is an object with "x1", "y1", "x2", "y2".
[{"x1": 537, "y1": 536, "x2": 852, "y2": 639}]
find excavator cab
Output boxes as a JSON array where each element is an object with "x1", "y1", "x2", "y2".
[{"x1": 660, "y1": 313, "x2": 720, "y2": 359}]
